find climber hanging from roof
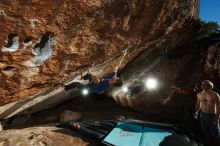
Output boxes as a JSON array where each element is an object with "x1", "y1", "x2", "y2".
[{"x1": 64, "y1": 50, "x2": 128, "y2": 95}]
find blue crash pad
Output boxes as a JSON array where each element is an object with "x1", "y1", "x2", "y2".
[{"x1": 103, "y1": 122, "x2": 172, "y2": 146}]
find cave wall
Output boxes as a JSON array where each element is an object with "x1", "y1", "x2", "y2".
[
  {"x1": 110, "y1": 37, "x2": 204, "y2": 122},
  {"x1": 204, "y1": 42, "x2": 220, "y2": 80},
  {"x1": 0, "y1": 0, "x2": 200, "y2": 108}
]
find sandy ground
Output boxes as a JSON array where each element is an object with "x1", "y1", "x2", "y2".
[{"x1": 0, "y1": 94, "x2": 157, "y2": 146}]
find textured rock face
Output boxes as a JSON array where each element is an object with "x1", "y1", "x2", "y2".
[
  {"x1": 204, "y1": 42, "x2": 220, "y2": 79},
  {"x1": 0, "y1": 126, "x2": 94, "y2": 146},
  {"x1": 110, "y1": 38, "x2": 204, "y2": 122},
  {"x1": 0, "y1": 0, "x2": 199, "y2": 106}
]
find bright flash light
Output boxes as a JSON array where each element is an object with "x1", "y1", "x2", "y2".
[
  {"x1": 82, "y1": 89, "x2": 89, "y2": 95},
  {"x1": 122, "y1": 86, "x2": 129, "y2": 93},
  {"x1": 145, "y1": 78, "x2": 158, "y2": 90}
]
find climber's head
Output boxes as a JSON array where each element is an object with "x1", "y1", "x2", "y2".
[
  {"x1": 110, "y1": 76, "x2": 123, "y2": 87},
  {"x1": 201, "y1": 80, "x2": 214, "y2": 91}
]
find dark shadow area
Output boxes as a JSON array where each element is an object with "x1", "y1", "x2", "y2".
[
  {"x1": 33, "y1": 32, "x2": 54, "y2": 49},
  {"x1": 23, "y1": 37, "x2": 32, "y2": 44},
  {"x1": 2, "y1": 66, "x2": 16, "y2": 72},
  {"x1": 4, "y1": 33, "x2": 18, "y2": 48},
  {"x1": 4, "y1": 93, "x2": 146, "y2": 129},
  {"x1": 159, "y1": 134, "x2": 196, "y2": 146}
]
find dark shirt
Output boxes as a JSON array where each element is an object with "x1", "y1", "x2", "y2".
[{"x1": 90, "y1": 72, "x2": 117, "y2": 94}]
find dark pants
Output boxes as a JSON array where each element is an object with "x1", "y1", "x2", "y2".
[
  {"x1": 199, "y1": 112, "x2": 220, "y2": 138},
  {"x1": 65, "y1": 73, "x2": 92, "y2": 90}
]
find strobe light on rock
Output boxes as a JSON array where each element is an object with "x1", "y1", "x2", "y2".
[
  {"x1": 82, "y1": 88, "x2": 89, "y2": 95},
  {"x1": 145, "y1": 78, "x2": 158, "y2": 90},
  {"x1": 122, "y1": 86, "x2": 129, "y2": 93}
]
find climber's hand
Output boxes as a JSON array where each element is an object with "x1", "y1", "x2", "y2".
[{"x1": 122, "y1": 49, "x2": 128, "y2": 56}]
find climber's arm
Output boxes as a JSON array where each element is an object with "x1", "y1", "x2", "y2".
[
  {"x1": 114, "y1": 50, "x2": 127, "y2": 72},
  {"x1": 91, "y1": 74, "x2": 101, "y2": 84}
]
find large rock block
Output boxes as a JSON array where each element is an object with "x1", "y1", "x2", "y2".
[{"x1": 0, "y1": 0, "x2": 200, "y2": 106}]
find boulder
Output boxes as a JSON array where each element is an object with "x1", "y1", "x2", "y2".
[{"x1": 58, "y1": 110, "x2": 82, "y2": 123}]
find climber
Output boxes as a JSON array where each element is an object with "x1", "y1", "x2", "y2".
[
  {"x1": 1, "y1": 33, "x2": 19, "y2": 52},
  {"x1": 64, "y1": 50, "x2": 128, "y2": 95},
  {"x1": 194, "y1": 80, "x2": 220, "y2": 145}
]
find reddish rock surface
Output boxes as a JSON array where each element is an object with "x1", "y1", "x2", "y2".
[
  {"x1": 0, "y1": 0, "x2": 200, "y2": 106},
  {"x1": 0, "y1": 94, "x2": 146, "y2": 146},
  {"x1": 0, "y1": 126, "x2": 96, "y2": 146}
]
